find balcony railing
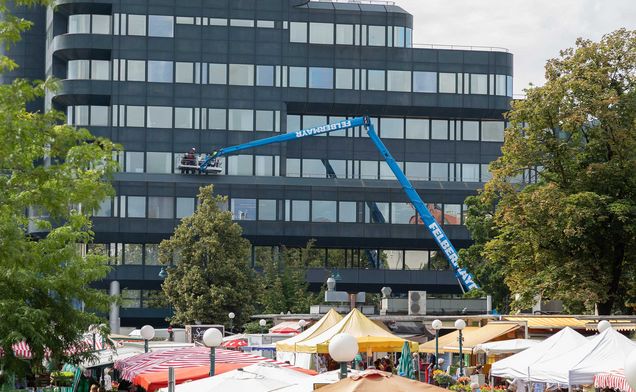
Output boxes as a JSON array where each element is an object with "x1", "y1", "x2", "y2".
[
  {"x1": 413, "y1": 43, "x2": 509, "y2": 53},
  {"x1": 310, "y1": 0, "x2": 397, "y2": 5}
]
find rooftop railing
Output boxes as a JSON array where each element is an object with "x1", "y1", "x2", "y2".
[
  {"x1": 310, "y1": 0, "x2": 397, "y2": 5},
  {"x1": 413, "y1": 43, "x2": 509, "y2": 53}
]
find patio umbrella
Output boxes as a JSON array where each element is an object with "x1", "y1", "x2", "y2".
[
  {"x1": 397, "y1": 341, "x2": 414, "y2": 379},
  {"x1": 318, "y1": 370, "x2": 447, "y2": 392},
  {"x1": 221, "y1": 339, "x2": 248, "y2": 349}
]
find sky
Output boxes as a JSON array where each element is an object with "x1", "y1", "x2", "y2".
[{"x1": 392, "y1": 0, "x2": 636, "y2": 95}]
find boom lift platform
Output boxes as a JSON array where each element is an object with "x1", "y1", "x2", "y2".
[{"x1": 178, "y1": 116, "x2": 479, "y2": 292}]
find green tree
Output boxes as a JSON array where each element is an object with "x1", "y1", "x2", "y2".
[
  {"x1": 467, "y1": 29, "x2": 636, "y2": 314},
  {"x1": 0, "y1": 0, "x2": 119, "y2": 376},
  {"x1": 159, "y1": 185, "x2": 259, "y2": 327}
]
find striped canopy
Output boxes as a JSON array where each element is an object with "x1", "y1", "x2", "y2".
[{"x1": 7, "y1": 334, "x2": 106, "y2": 359}]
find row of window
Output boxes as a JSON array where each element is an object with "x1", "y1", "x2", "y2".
[
  {"x1": 95, "y1": 195, "x2": 467, "y2": 227},
  {"x1": 68, "y1": 14, "x2": 174, "y2": 37},
  {"x1": 65, "y1": 105, "x2": 505, "y2": 143},
  {"x1": 289, "y1": 22, "x2": 413, "y2": 48},
  {"x1": 66, "y1": 58, "x2": 512, "y2": 96}
]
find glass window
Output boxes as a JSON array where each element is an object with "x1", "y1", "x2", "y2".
[
  {"x1": 176, "y1": 62, "x2": 193, "y2": 83},
  {"x1": 208, "y1": 108, "x2": 226, "y2": 130},
  {"x1": 463, "y1": 121, "x2": 480, "y2": 141},
  {"x1": 286, "y1": 158, "x2": 300, "y2": 177},
  {"x1": 507, "y1": 75, "x2": 513, "y2": 97},
  {"x1": 302, "y1": 159, "x2": 326, "y2": 178},
  {"x1": 309, "y1": 22, "x2": 333, "y2": 45},
  {"x1": 380, "y1": 118, "x2": 404, "y2": 139},
  {"x1": 74, "y1": 105, "x2": 89, "y2": 125},
  {"x1": 462, "y1": 163, "x2": 480, "y2": 182},
  {"x1": 148, "y1": 15, "x2": 174, "y2": 37},
  {"x1": 289, "y1": 22, "x2": 307, "y2": 43},
  {"x1": 124, "y1": 244, "x2": 143, "y2": 264},
  {"x1": 255, "y1": 155, "x2": 274, "y2": 176},
  {"x1": 126, "y1": 106, "x2": 145, "y2": 127},
  {"x1": 230, "y1": 19, "x2": 254, "y2": 27},
  {"x1": 335, "y1": 68, "x2": 353, "y2": 89},
  {"x1": 387, "y1": 71, "x2": 411, "y2": 92},
  {"x1": 229, "y1": 64, "x2": 254, "y2": 86},
  {"x1": 309, "y1": 67, "x2": 333, "y2": 89},
  {"x1": 127, "y1": 196, "x2": 146, "y2": 218},
  {"x1": 392, "y1": 202, "x2": 415, "y2": 224},
  {"x1": 67, "y1": 60, "x2": 89, "y2": 79},
  {"x1": 393, "y1": 26, "x2": 405, "y2": 48},
  {"x1": 287, "y1": 115, "x2": 301, "y2": 132},
  {"x1": 430, "y1": 163, "x2": 448, "y2": 181},
  {"x1": 471, "y1": 74, "x2": 488, "y2": 95},
  {"x1": 148, "y1": 60, "x2": 173, "y2": 83},
  {"x1": 148, "y1": 196, "x2": 174, "y2": 219},
  {"x1": 227, "y1": 155, "x2": 253, "y2": 176},
  {"x1": 127, "y1": 60, "x2": 145, "y2": 81},
  {"x1": 289, "y1": 67, "x2": 307, "y2": 88},
  {"x1": 383, "y1": 250, "x2": 403, "y2": 269},
  {"x1": 405, "y1": 250, "x2": 428, "y2": 270},
  {"x1": 255, "y1": 111, "x2": 273, "y2": 132},
  {"x1": 380, "y1": 161, "x2": 402, "y2": 180},
  {"x1": 405, "y1": 27, "x2": 413, "y2": 47},
  {"x1": 127, "y1": 14, "x2": 146, "y2": 36},
  {"x1": 90, "y1": 60, "x2": 110, "y2": 80},
  {"x1": 312, "y1": 201, "x2": 336, "y2": 223},
  {"x1": 431, "y1": 120, "x2": 448, "y2": 140},
  {"x1": 174, "y1": 107, "x2": 193, "y2": 129},
  {"x1": 405, "y1": 162, "x2": 429, "y2": 181},
  {"x1": 257, "y1": 20, "x2": 275, "y2": 28},
  {"x1": 228, "y1": 109, "x2": 253, "y2": 131},
  {"x1": 365, "y1": 202, "x2": 389, "y2": 223},
  {"x1": 367, "y1": 70, "x2": 385, "y2": 91},
  {"x1": 209, "y1": 63, "x2": 227, "y2": 84},
  {"x1": 413, "y1": 71, "x2": 436, "y2": 93},
  {"x1": 303, "y1": 115, "x2": 327, "y2": 128},
  {"x1": 368, "y1": 25, "x2": 385, "y2": 46},
  {"x1": 336, "y1": 24, "x2": 353, "y2": 45},
  {"x1": 444, "y1": 204, "x2": 462, "y2": 225},
  {"x1": 231, "y1": 199, "x2": 256, "y2": 221},
  {"x1": 496, "y1": 74, "x2": 507, "y2": 96},
  {"x1": 176, "y1": 197, "x2": 195, "y2": 218},
  {"x1": 291, "y1": 200, "x2": 309, "y2": 222},
  {"x1": 360, "y1": 161, "x2": 377, "y2": 179},
  {"x1": 482, "y1": 121, "x2": 505, "y2": 142},
  {"x1": 147, "y1": 106, "x2": 172, "y2": 128},
  {"x1": 405, "y1": 119, "x2": 429, "y2": 140},
  {"x1": 256, "y1": 65, "x2": 274, "y2": 86},
  {"x1": 146, "y1": 152, "x2": 171, "y2": 173},
  {"x1": 144, "y1": 244, "x2": 159, "y2": 265},
  {"x1": 176, "y1": 16, "x2": 194, "y2": 25},
  {"x1": 68, "y1": 14, "x2": 91, "y2": 34},
  {"x1": 328, "y1": 159, "x2": 346, "y2": 178},
  {"x1": 90, "y1": 106, "x2": 109, "y2": 126},
  {"x1": 439, "y1": 72, "x2": 456, "y2": 93},
  {"x1": 258, "y1": 199, "x2": 277, "y2": 221},
  {"x1": 338, "y1": 201, "x2": 356, "y2": 223},
  {"x1": 95, "y1": 198, "x2": 112, "y2": 217},
  {"x1": 428, "y1": 203, "x2": 443, "y2": 225},
  {"x1": 125, "y1": 152, "x2": 144, "y2": 173}
]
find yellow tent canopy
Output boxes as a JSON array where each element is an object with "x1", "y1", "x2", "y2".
[
  {"x1": 419, "y1": 322, "x2": 521, "y2": 354},
  {"x1": 294, "y1": 308, "x2": 419, "y2": 354},
  {"x1": 419, "y1": 327, "x2": 479, "y2": 353},
  {"x1": 276, "y1": 308, "x2": 343, "y2": 352}
]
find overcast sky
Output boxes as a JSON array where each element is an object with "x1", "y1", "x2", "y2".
[{"x1": 393, "y1": 0, "x2": 636, "y2": 95}]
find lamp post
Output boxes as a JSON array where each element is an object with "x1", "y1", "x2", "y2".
[
  {"x1": 455, "y1": 319, "x2": 466, "y2": 377},
  {"x1": 228, "y1": 312, "x2": 235, "y2": 333},
  {"x1": 259, "y1": 319, "x2": 267, "y2": 334},
  {"x1": 597, "y1": 320, "x2": 611, "y2": 333},
  {"x1": 203, "y1": 328, "x2": 223, "y2": 377},
  {"x1": 329, "y1": 333, "x2": 359, "y2": 380},
  {"x1": 299, "y1": 319, "x2": 307, "y2": 333},
  {"x1": 140, "y1": 325, "x2": 155, "y2": 353},
  {"x1": 431, "y1": 319, "x2": 442, "y2": 370}
]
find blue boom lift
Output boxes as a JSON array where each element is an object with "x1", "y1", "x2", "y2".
[{"x1": 179, "y1": 116, "x2": 479, "y2": 292}]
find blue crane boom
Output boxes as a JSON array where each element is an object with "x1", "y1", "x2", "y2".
[{"x1": 193, "y1": 116, "x2": 479, "y2": 292}]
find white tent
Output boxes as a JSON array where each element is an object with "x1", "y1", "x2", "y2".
[
  {"x1": 169, "y1": 363, "x2": 312, "y2": 392},
  {"x1": 473, "y1": 339, "x2": 541, "y2": 355},
  {"x1": 490, "y1": 327, "x2": 587, "y2": 380},
  {"x1": 528, "y1": 327, "x2": 636, "y2": 385}
]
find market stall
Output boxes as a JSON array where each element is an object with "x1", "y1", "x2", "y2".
[{"x1": 595, "y1": 370, "x2": 634, "y2": 392}]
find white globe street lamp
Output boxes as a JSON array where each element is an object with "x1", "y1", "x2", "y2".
[
  {"x1": 140, "y1": 325, "x2": 155, "y2": 353},
  {"x1": 228, "y1": 312, "x2": 235, "y2": 333},
  {"x1": 259, "y1": 319, "x2": 267, "y2": 334},
  {"x1": 455, "y1": 319, "x2": 466, "y2": 376},
  {"x1": 203, "y1": 328, "x2": 223, "y2": 376},
  {"x1": 625, "y1": 350, "x2": 636, "y2": 392},
  {"x1": 299, "y1": 319, "x2": 307, "y2": 332},
  {"x1": 597, "y1": 320, "x2": 611, "y2": 333},
  {"x1": 329, "y1": 333, "x2": 359, "y2": 380},
  {"x1": 431, "y1": 319, "x2": 443, "y2": 369}
]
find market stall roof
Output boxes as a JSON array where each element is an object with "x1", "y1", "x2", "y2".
[
  {"x1": 276, "y1": 308, "x2": 343, "y2": 352},
  {"x1": 490, "y1": 326, "x2": 586, "y2": 380},
  {"x1": 270, "y1": 321, "x2": 310, "y2": 335},
  {"x1": 594, "y1": 370, "x2": 634, "y2": 392},
  {"x1": 529, "y1": 327, "x2": 636, "y2": 385},
  {"x1": 293, "y1": 309, "x2": 418, "y2": 354},
  {"x1": 316, "y1": 369, "x2": 449, "y2": 392},
  {"x1": 81, "y1": 347, "x2": 144, "y2": 369},
  {"x1": 419, "y1": 327, "x2": 480, "y2": 353},
  {"x1": 503, "y1": 316, "x2": 588, "y2": 329},
  {"x1": 473, "y1": 338, "x2": 541, "y2": 355}
]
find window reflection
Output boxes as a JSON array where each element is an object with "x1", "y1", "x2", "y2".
[{"x1": 231, "y1": 198, "x2": 256, "y2": 221}]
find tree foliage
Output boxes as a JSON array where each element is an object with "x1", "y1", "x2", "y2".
[
  {"x1": 0, "y1": 0, "x2": 119, "y2": 375},
  {"x1": 159, "y1": 185, "x2": 259, "y2": 327},
  {"x1": 465, "y1": 29, "x2": 636, "y2": 314}
]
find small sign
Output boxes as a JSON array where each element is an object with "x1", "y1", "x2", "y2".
[{"x1": 185, "y1": 325, "x2": 225, "y2": 344}]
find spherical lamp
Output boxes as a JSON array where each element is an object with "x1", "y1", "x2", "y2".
[
  {"x1": 202, "y1": 328, "x2": 223, "y2": 377},
  {"x1": 329, "y1": 333, "x2": 359, "y2": 379},
  {"x1": 597, "y1": 320, "x2": 611, "y2": 333},
  {"x1": 140, "y1": 325, "x2": 155, "y2": 353},
  {"x1": 455, "y1": 319, "x2": 466, "y2": 377},
  {"x1": 625, "y1": 350, "x2": 636, "y2": 392},
  {"x1": 454, "y1": 319, "x2": 466, "y2": 330},
  {"x1": 259, "y1": 319, "x2": 267, "y2": 334},
  {"x1": 228, "y1": 312, "x2": 235, "y2": 320},
  {"x1": 431, "y1": 319, "x2": 443, "y2": 331},
  {"x1": 299, "y1": 319, "x2": 307, "y2": 332}
]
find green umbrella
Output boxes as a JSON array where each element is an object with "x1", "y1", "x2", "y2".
[{"x1": 397, "y1": 341, "x2": 415, "y2": 380}]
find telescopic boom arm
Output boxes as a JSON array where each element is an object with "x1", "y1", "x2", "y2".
[{"x1": 198, "y1": 116, "x2": 479, "y2": 292}]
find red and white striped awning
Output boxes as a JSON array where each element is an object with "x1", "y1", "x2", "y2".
[
  {"x1": 594, "y1": 370, "x2": 634, "y2": 392},
  {"x1": 114, "y1": 346, "x2": 295, "y2": 381},
  {"x1": 6, "y1": 335, "x2": 105, "y2": 359}
]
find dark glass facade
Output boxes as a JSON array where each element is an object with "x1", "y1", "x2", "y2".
[{"x1": 5, "y1": 0, "x2": 513, "y2": 327}]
